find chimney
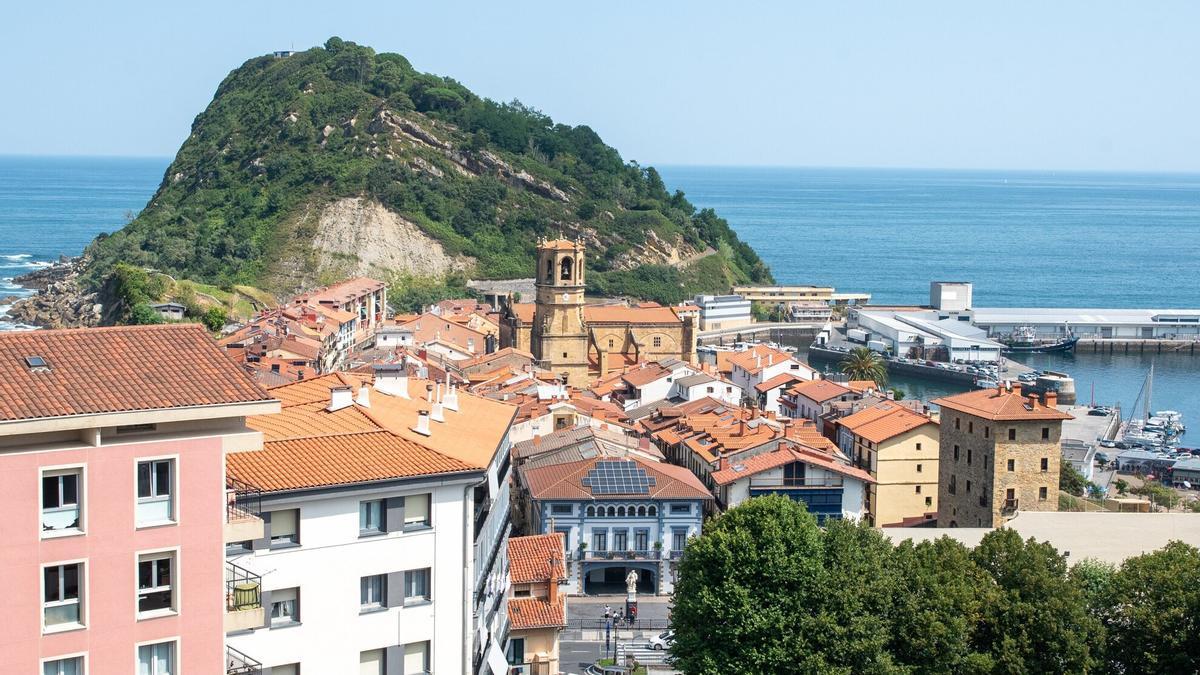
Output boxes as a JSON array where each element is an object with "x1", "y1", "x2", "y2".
[
  {"x1": 1044, "y1": 390, "x2": 1058, "y2": 408},
  {"x1": 443, "y1": 383, "x2": 460, "y2": 412},
  {"x1": 356, "y1": 385, "x2": 371, "y2": 408},
  {"x1": 426, "y1": 383, "x2": 435, "y2": 403},
  {"x1": 1011, "y1": 383, "x2": 1022, "y2": 396},
  {"x1": 431, "y1": 385, "x2": 446, "y2": 423},
  {"x1": 327, "y1": 385, "x2": 353, "y2": 412},
  {"x1": 1027, "y1": 394, "x2": 1039, "y2": 410},
  {"x1": 768, "y1": 353, "x2": 774, "y2": 366},
  {"x1": 548, "y1": 560, "x2": 560, "y2": 604},
  {"x1": 411, "y1": 410, "x2": 432, "y2": 436},
  {"x1": 372, "y1": 365, "x2": 411, "y2": 399},
  {"x1": 755, "y1": 353, "x2": 762, "y2": 370}
]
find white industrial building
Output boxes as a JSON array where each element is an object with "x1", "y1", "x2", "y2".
[
  {"x1": 693, "y1": 294, "x2": 752, "y2": 331},
  {"x1": 852, "y1": 310, "x2": 1004, "y2": 362}
]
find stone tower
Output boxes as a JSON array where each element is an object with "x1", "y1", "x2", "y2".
[{"x1": 532, "y1": 238, "x2": 590, "y2": 385}]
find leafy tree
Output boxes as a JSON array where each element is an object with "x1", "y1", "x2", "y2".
[
  {"x1": 202, "y1": 306, "x2": 229, "y2": 332},
  {"x1": 1105, "y1": 542, "x2": 1200, "y2": 673},
  {"x1": 970, "y1": 529, "x2": 1102, "y2": 674},
  {"x1": 1133, "y1": 483, "x2": 1181, "y2": 511},
  {"x1": 888, "y1": 388, "x2": 906, "y2": 401},
  {"x1": 888, "y1": 538, "x2": 994, "y2": 673},
  {"x1": 839, "y1": 347, "x2": 888, "y2": 386},
  {"x1": 1114, "y1": 478, "x2": 1129, "y2": 495},
  {"x1": 1059, "y1": 461, "x2": 1089, "y2": 496},
  {"x1": 128, "y1": 303, "x2": 165, "y2": 325}
]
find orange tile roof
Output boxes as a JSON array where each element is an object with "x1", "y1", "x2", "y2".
[
  {"x1": 621, "y1": 363, "x2": 673, "y2": 387},
  {"x1": 583, "y1": 305, "x2": 681, "y2": 324},
  {"x1": 510, "y1": 303, "x2": 536, "y2": 323},
  {"x1": 754, "y1": 372, "x2": 803, "y2": 394},
  {"x1": 838, "y1": 401, "x2": 904, "y2": 430},
  {"x1": 508, "y1": 533, "x2": 566, "y2": 583},
  {"x1": 523, "y1": 455, "x2": 711, "y2": 501},
  {"x1": 508, "y1": 596, "x2": 566, "y2": 630},
  {"x1": 459, "y1": 347, "x2": 535, "y2": 369},
  {"x1": 295, "y1": 276, "x2": 385, "y2": 304},
  {"x1": 396, "y1": 313, "x2": 487, "y2": 353},
  {"x1": 727, "y1": 345, "x2": 795, "y2": 375},
  {"x1": 710, "y1": 443, "x2": 874, "y2": 486},
  {"x1": 844, "y1": 406, "x2": 936, "y2": 444},
  {"x1": 787, "y1": 378, "x2": 853, "y2": 403},
  {"x1": 0, "y1": 325, "x2": 273, "y2": 422},
  {"x1": 541, "y1": 238, "x2": 582, "y2": 251},
  {"x1": 846, "y1": 380, "x2": 878, "y2": 393},
  {"x1": 932, "y1": 386, "x2": 1073, "y2": 422},
  {"x1": 227, "y1": 430, "x2": 475, "y2": 492},
  {"x1": 249, "y1": 400, "x2": 381, "y2": 441}
]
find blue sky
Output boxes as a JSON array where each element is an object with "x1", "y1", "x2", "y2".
[{"x1": 1, "y1": 1, "x2": 1197, "y2": 170}]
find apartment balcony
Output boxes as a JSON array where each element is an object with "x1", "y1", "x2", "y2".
[
  {"x1": 748, "y1": 477, "x2": 845, "y2": 489},
  {"x1": 581, "y1": 549, "x2": 661, "y2": 561},
  {"x1": 225, "y1": 477, "x2": 264, "y2": 544},
  {"x1": 224, "y1": 561, "x2": 264, "y2": 633},
  {"x1": 1001, "y1": 498, "x2": 1020, "y2": 515},
  {"x1": 226, "y1": 646, "x2": 262, "y2": 675}
]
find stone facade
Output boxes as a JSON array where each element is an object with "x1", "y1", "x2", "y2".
[
  {"x1": 530, "y1": 239, "x2": 591, "y2": 385},
  {"x1": 937, "y1": 413, "x2": 1063, "y2": 528}
]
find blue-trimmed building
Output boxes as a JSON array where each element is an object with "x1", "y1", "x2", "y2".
[{"x1": 519, "y1": 453, "x2": 710, "y2": 595}]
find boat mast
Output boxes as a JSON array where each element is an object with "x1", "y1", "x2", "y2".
[{"x1": 1145, "y1": 362, "x2": 1153, "y2": 421}]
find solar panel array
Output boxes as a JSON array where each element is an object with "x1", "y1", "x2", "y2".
[{"x1": 582, "y1": 460, "x2": 657, "y2": 495}]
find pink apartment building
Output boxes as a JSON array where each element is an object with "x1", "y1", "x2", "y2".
[{"x1": 0, "y1": 325, "x2": 279, "y2": 675}]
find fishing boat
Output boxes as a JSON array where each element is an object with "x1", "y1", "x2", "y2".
[
  {"x1": 999, "y1": 325, "x2": 1079, "y2": 354},
  {"x1": 1118, "y1": 364, "x2": 1186, "y2": 451}
]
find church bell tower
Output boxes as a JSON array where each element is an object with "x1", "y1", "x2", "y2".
[{"x1": 532, "y1": 238, "x2": 589, "y2": 385}]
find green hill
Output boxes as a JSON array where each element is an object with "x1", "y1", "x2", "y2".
[{"x1": 86, "y1": 37, "x2": 772, "y2": 305}]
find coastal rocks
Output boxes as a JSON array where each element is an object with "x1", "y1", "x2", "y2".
[
  {"x1": 368, "y1": 109, "x2": 450, "y2": 150},
  {"x1": 4, "y1": 258, "x2": 103, "y2": 329},
  {"x1": 608, "y1": 230, "x2": 709, "y2": 272},
  {"x1": 446, "y1": 149, "x2": 571, "y2": 203}
]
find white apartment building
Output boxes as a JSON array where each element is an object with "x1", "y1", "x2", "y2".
[
  {"x1": 694, "y1": 294, "x2": 752, "y2": 331},
  {"x1": 224, "y1": 367, "x2": 517, "y2": 675}
]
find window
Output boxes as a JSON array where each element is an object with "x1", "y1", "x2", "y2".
[
  {"x1": 137, "y1": 641, "x2": 175, "y2": 675},
  {"x1": 137, "y1": 552, "x2": 175, "y2": 615},
  {"x1": 507, "y1": 636, "x2": 525, "y2": 666},
  {"x1": 652, "y1": 336, "x2": 662, "y2": 348},
  {"x1": 1042, "y1": 427, "x2": 1050, "y2": 440},
  {"x1": 672, "y1": 528, "x2": 687, "y2": 551},
  {"x1": 955, "y1": 418, "x2": 960, "y2": 430},
  {"x1": 360, "y1": 648, "x2": 385, "y2": 675},
  {"x1": 608, "y1": 338, "x2": 614, "y2": 349},
  {"x1": 136, "y1": 459, "x2": 174, "y2": 525},
  {"x1": 915, "y1": 485, "x2": 922, "y2": 494},
  {"x1": 966, "y1": 480, "x2": 972, "y2": 493},
  {"x1": 1007, "y1": 459, "x2": 1015, "y2": 472},
  {"x1": 1039, "y1": 487, "x2": 1049, "y2": 501},
  {"x1": 706, "y1": 386, "x2": 714, "y2": 394},
  {"x1": 915, "y1": 442, "x2": 922, "y2": 451},
  {"x1": 360, "y1": 574, "x2": 386, "y2": 611},
  {"x1": 967, "y1": 449, "x2": 973, "y2": 465},
  {"x1": 634, "y1": 529, "x2": 649, "y2": 551},
  {"x1": 270, "y1": 509, "x2": 299, "y2": 547},
  {"x1": 270, "y1": 587, "x2": 299, "y2": 626},
  {"x1": 968, "y1": 421, "x2": 973, "y2": 434},
  {"x1": 948, "y1": 475, "x2": 957, "y2": 494},
  {"x1": 1041, "y1": 457, "x2": 1049, "y2": 472},
  {"x1": 613, "y1": 529, "x2": 628, "y2": 551},
  {"x1": 647, "y1": 505, "x2": 657, "y2": 516},
  {"x1": 585, "y1": 505, "x2": 595, "y2": 517},
  {"x1": 360, "y1": 500, "x2": 385, "y2": 535},
  {"x1": 984, "y1": 426, "x2": 990, "y2": 438},
  {"x1": 42, "y1": 468, "x2": 83, "y2": 534},
  {"x1": 924, "y1": 496, "x2": 932, "y2": 507},
  {"x1": 916, "y1": 463, "x2": 923, "y2": 473},
  {"x1": 43, "y1": 563, "x2": 83, "y2": 630},
  {"x1": 404, "y1": 493, "x2": 431, "y2": 529},
  {"x1": 593, "y1": 530, "x2": 607, "y2": 552},
  {"x1": 551, "y1": 504, "x2": 572, "y2": 515},
  {"x1": 953, "y1": 445, "x2": 959, "y2": 461},
  {"x1": 43, "y1": 656, "x2": 83, "y2": 675},
  {"x1": 404, "y1": 568, "x2": 431, "y2": 604},
  {"x1": 271, "y1": 666, "x2": 299, "y2": 675},
  {"x1": 1008, "y1": 428, "x2": 1016, "y2": 441},
  {"x1": 670, "y1": 503, "x2": 691, "y2": 515},
  {"x1": 405, "y1": 641, "x2": 431, "y2": 674}
]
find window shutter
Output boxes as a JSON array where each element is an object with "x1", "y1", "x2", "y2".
[
  {"x1": 385, "y1": 645, "x2": 403, "y2": 675},
  {"x1": 259, "y1": 589, "x2": 272, "y2": 628},
  {"x1": 386, "y1": 571, "x2": 404, "y2": 608},
  {"x1": 252, "y1": 511, "x2": 272, "y2": 551},
  {"x1": 384, "y1": 497, "x2": 405, "y2": 533}
]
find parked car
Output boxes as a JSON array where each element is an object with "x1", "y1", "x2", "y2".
[{"x1": 649, "y1": 630, "x2": 675, "y2": 651}]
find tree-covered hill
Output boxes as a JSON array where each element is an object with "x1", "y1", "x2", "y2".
[{"x1": 86, "y1": 37, "x2": 771, "y2": 303}]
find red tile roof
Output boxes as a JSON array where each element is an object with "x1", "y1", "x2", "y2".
[
  {"x1": 727, "y1": 345, "x2": 796, "y2": 375},
  {"x1": 787, "y1": 378, "x2": 852, "y2": 403},
  {"x1": 842, "y1": 406, "x2": 936, "y2": 444},
  {"x1": 583, "y1": 305, "x2": 681, "y2": 325},
  {"x1": 933, "y1": 386, "x2": 1073, "y2": 422},
  {"x1": 508, "y1": 596, "x2": 566, "y2": 630},
  {"x1": 508, "y1": 533, "x2": 566, "y2": 583},
  {"x1": 710, "y1": 443, "x2": 875, "y2": 486},
  {"x1": 522, "y1": 455, "x2": 712, "y2": 501},
  {"x1": 754, "y1": 372, "x2": 803, "y2": 394},
  {"x1": 0, "y1": 325, "x2": 272, "y2": 422}
]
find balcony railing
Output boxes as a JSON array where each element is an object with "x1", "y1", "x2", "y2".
[
  {"x1": 225, "y1": 561, "x2": 262, "y2": 612},
  {"x1": 581, "y1": 549, "x2": 661, "y2": 561},
  {"x1": 1002, "y1": 498, "x2": 1019, "y2": 514},
  {"x1": 226, "y1": 646, "x2": 262, "y2": 675},
  {"x1": 748, "y1": 477, "x2": 845, "y2": 489},
  {"x1": 226, "y1": 476, "x2": 262, "y2": 524}
]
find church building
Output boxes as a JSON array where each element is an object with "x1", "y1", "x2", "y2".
[{"x1": 500, "y1": 239, "x2": 696, "y2": 385}]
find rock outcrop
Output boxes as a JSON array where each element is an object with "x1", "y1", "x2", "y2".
[{"x1": 4, "y1": 258, "x2": 103, "y2": 328}]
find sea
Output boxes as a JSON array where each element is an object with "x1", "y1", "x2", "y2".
[
  {"x1": 659, "y1": 166, "x2": 1200, "y2": 431},
  {"x1": 0, "y1": 157, "x2": 1196, "y2": 430}
]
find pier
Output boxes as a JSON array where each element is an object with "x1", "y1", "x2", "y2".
[
  {"x1": 1075, "y1": 338, "x2": 1200, "y2": 354},
  {"x1": 698, "y1": 322, "x2": 822, "y2": 344}
]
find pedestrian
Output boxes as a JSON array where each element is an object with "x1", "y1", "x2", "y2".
[{"x1": 604, "y1": 604, "x2": 611, "y2": 619}]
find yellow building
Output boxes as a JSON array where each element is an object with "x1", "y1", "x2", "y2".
[
  {"x1": 840, "y1": 402, "x2": 940, "y2": 527},
  {"x1": 501, "y1": 239, "x2": 696, "y2": 385},
  {"x1": 506, "y1": 534, "x2": 568, "y2": 675}
]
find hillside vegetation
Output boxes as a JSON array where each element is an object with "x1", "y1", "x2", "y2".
[{"x1": 86, "y1": 37, "x2": 771, "y2": 304}]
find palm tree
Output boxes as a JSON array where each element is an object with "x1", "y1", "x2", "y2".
[{"x1": 839, "y1": 347, "x2": 888, "y2": 386}]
